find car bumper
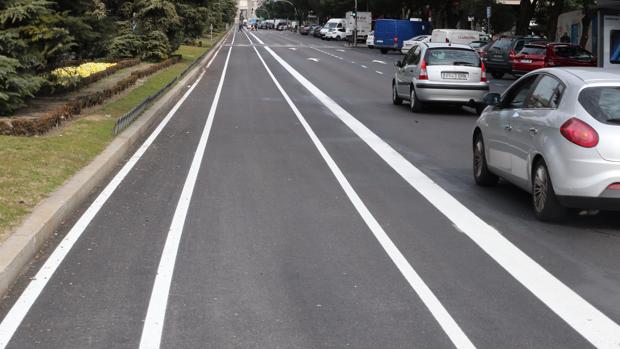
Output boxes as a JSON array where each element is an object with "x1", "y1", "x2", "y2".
[
  {"x1": 558, "y1": 195, "x2": 620, "y2": 210},
  {"x1": 485, "y1": 61, "x2": 512, "y2": 73},
  {"x1": 415, "y1": 83, "x2": 490, "y2": 103}
]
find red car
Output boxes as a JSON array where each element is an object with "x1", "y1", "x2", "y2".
[{"x1": 511, "y1": 43, "x2": 597, "y2": 74}]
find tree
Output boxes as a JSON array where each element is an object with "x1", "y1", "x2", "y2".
[{"x1": 0, "y1": 55, "x2": 43, "y2": 115}]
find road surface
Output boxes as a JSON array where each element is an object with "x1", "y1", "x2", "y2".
[{"x1": 0, "y1": 29, "x2": 619, "y2": 349}]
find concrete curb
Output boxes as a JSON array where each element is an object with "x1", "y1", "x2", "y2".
[{"x1": 0, "y1": 30, "x2": 231, "y2": 299}]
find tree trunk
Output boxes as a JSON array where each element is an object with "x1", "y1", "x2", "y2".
[
  {"x1": 547, "y1": 0, "x2": 564, "y2": 40},
  {"x1": 515, "y1": 0, "x2": 538, "y2": 36},
  {"x1": 580, "y1": 0, "x2": 595, "y2": 47}
]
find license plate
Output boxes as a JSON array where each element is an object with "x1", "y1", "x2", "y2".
[
  {"x1": 521, "y1": 59, "x2": 532, "y2": 63},
  {"x1": 442, "y1": 72, "x2": 468, "y2": 80}
]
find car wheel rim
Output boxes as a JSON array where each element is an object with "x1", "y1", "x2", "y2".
[
  {"x1": 474, "y1": 140, "x2": 483, "y2": 178},
  {"x1": 533, "y1": 166, "x2": 548, "y2": 212}
]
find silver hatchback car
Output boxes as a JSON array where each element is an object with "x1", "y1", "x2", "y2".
[
  {"x1": 393, "y1": 43, "x2": 490, "y2": 114},
  {"x1": 473, "y1": 67, "x2": 620, "y2": 221}
]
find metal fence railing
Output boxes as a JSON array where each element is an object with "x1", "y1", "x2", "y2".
[{"x1": 112, "y1": 36, "x2": 224, "y2": 136}]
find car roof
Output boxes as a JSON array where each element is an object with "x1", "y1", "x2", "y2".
[
  {"x1": 533, "y1": 67, "x2": 620, "y2": 84},
  {"x1": 423, "y1": 43, "x2": 474, "y2": 50}
]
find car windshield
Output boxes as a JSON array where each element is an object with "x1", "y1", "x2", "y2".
[
  {"x1": 519, "y1": 46, "x2": 546, "y2": 55},
  {"x1": 578, "y1": 86, "x2": 620, "y2": 124},
  {"x1": 327, "y1": 22, "x2": 338, "y2": 28},
  {"x1": 425, "y1": 49, "x2": 480, "y2": 67},
  {"x1": 491, "y1": 39, "x2": 512, "y2": 50},
  {"x1": 554, "y1": 45, "x2": 592, "y2": 60}
]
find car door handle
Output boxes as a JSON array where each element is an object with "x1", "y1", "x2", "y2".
[
  {"x1": 504, "y1": 124, "x2": 513, "y2": 131},
  {"x1": 528, "y1": 127, "x2": 539, "y2": 135}
]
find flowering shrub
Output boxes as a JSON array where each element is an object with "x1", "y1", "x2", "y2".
[{"x1": 51, "y1": 62, "x2": 117, "y2": 87}]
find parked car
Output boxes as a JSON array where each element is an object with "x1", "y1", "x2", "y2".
[
  {"x1": 512, "y1": 43, "x2": 597, "y2": 75},
  {"x1": 367, "y1": 30, "x2": 375, "y2": 48},
  {"x1": 308, "y1": 24, "x2": 321, "y2": 36},
  {"x1": 473, "y1": 68, "x2": 620, "y2": 221},
  {"x1": 325, "y1": 27, "x2": 347, "y2": 40},
  {"x1": 299, "y1": 25, "x2": 311, "y2": 35},
  {"x1": 374, "y1": 19, "x2": 432, "y2": 54},
  {"x1": 313, "y1": 25, "x2": 323, "y2": 37},
  {"x1": 392, "y1": 43, "x2": 489, "y2": 114},
  {"x1": 469, "y1": 40, "x2": 489, "y2": 50},
  {"x1": 401, "y1": 35, "x2": 431, "y2": 54},
  {"x1": 485, "y1": 36, "x2": 546, "y2": 79}
]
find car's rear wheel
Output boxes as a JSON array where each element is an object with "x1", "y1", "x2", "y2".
[
  {"x1": 392, "y1": 83, "x2": 403, "y2": 105},
  {"x1": 380, "y1": 48, "x2": 389, "y2": 54},
  {"x1": 490, "y1": 71, "x2": 504, "y2": 79},
  {"x1": 409, "y1": 88, "x2": 423, "y2": 113},
  {"x1": 473, "y1": 134, "x2": 499, "y2": 186},
  {"x1": 532, "y1": 160, "x2": 567, "y2": 221}
]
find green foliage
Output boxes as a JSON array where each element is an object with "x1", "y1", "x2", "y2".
[
  {"x1": 176, "y1": 3, "x2": 209, "y2": 40},
  {"x1": 108, "y1": 33, "x2": 143, "y2": 59},
  {"x1": 136, "y1": 0, "x2": 182, "y2": 52},
  {"x1": 141, "y1": 30, "x2": 170, "y2": 61},
  {"x1": 0, "y1": 55, "x2": 43, "y2": 115}
]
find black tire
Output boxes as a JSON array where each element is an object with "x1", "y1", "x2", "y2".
[
  {"x1": 409, "y1": 87, "x2": 423, "y2": 113},
  {"x1": 532, "y1": 160, "x2": 567, "y2": 221},
  {"x1": 392, "y1": 83, "x2": 403, "y2": 105},
  {"x1": 473, "y1": 134, "x2": 499, "y2": 186},
  {"x1": 380, "y1": 48, "x2": 389, "y2": 54},
  {"x1": 490, "y1": 71, "x2": 504, "y2": 79}
]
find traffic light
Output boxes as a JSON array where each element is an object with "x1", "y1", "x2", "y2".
[{"x1": 352, "y1": 10, "x2": 357, "y2": 18}]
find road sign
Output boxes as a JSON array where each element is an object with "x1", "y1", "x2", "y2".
[{"x1": 486, "y1": 6, "x2": 492, "y2": 19}]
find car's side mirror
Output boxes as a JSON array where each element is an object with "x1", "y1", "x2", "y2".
[{"x1": 484, "y1": 93, "x2": 501, "y2": 106}]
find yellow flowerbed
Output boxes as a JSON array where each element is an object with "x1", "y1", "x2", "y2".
[{"x1": 51, "y1": 62, "x2": 117, "y2": 85}]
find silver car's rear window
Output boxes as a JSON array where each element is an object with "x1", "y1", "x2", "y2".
[
  {"x1": 578, "y1": 87, "x2": 620, "y2": 125},
  {"x1": 425, "y1": 49, "x2": 480, "y2": 67}
]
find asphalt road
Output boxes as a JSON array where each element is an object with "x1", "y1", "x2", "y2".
[{"x1": 0, "y1": 29, "x2": 619, "y2": 349}]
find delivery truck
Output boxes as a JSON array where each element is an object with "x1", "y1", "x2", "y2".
[
  {"x1": 373, "y1": 19, "x2": 432, "y2": 54},
  {"x1": 345, "y1": 11, "x2": 372, "y2": 42}
]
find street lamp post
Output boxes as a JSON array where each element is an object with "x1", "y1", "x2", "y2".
[{"x1": 353, "y1": 0, "x2": 358, "y2": 47}]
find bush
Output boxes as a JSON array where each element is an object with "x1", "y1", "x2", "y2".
[
  {"x1": 0, "y1": 55, "x2": 43, "y2": 116},
  {"x1": 141, "y1": 31, "x2": 170, "y2": 61},
  {"x1": 108, "y1": 33, "x2": 143, "y2": 59}
]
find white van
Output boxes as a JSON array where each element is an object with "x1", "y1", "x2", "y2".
[
  {"x1": 430, "y1": 29, "x2": 488, "y2": 45},
  {"x1": 320, "y1": 18, "x2": 346, "y2": 39}
]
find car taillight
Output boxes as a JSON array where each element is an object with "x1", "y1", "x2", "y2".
[
  {"x1": 419, "y1": 59, "x2": 428, "y2": 80},
  {"x1": 509, "y1": 49, "x2": 516, "y2": 61},
  {"x1": 608, "y1": 183, "x2": 620, "y2": 190},
  {"x1": 480, "y1": 60, "x2": 487, "y2": 82},
  {"x1": 560, "y1": 118, "x2": 599, "y2": 148}
]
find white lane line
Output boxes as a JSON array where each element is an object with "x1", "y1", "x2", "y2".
[
  {"x1": 337, "y1": 49, "x2": 345, "y2": 52},
  {"x1": 289, "y1": 47, "x2": 297, "y2": 51},
  {"x1": 361, "y1": 65, "x2": 368, "y2": 69},
  {"x1": 138, "y1": 28, "x2": 235, "y2": 349},
  {"x1": 307, "y1": 58, "x2": 319, "y2": 62},
  {"x1": 375, "y1": 71, "x2": 384, "y2": 75},
  {"x1": 258, "y1": 38, "x2": 620, "y2": 349},
  {"x1": 351, "y1": 61, "x2": 356, "y2": 64},
  {"x1": 372, "y1": 59, "x2": 386, "y2": 64},
  {"x1": 0, "y1": 30, "x2": 233, "y2": 349},
  {"x1": 246, "y1": 32, "x2": 474, "y2": 349}
]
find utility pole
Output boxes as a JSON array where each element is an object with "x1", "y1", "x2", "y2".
[{"x1": 353, "y1": 0, "x2": 358, "y2": 47}]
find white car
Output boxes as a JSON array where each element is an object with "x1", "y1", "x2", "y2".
[
  {"x1": 325, "y1": 28, "x2": 346, "y2": 40},
  {"x1": 366, "y1": 31, "x2": 374, "y2": 48},
  {"x1": 473, "y1": 68, "x2": 620, "y2": 221},
  {"x1": 401, "y1": 35, "x2": 430, "y2": 54}
]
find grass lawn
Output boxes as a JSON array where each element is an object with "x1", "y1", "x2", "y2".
[{"x1": 0, "y1": 32, "x2": 225, "y2": 241}]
